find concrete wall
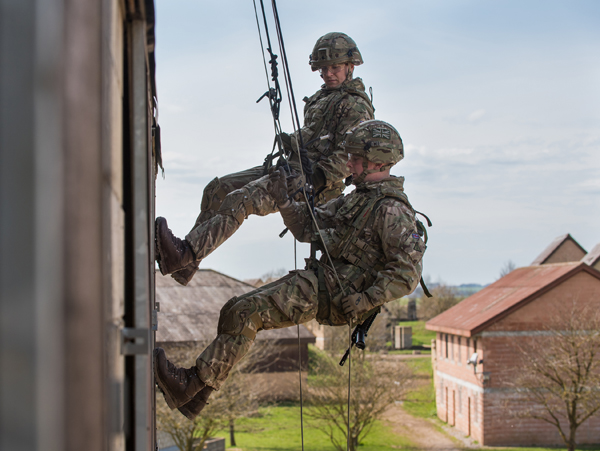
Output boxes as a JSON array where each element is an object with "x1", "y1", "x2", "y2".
[{"x1": 0, "y1": 1, "x2": 156, "y2": 450}]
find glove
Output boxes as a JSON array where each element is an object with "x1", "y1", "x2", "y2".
[
  {"x1": 267, "y1": 169, "x2": 290, "y2": 207},
  {"x1": 277, "y1": 132, "x2": 293, "y2": 152},
  {"x1": 340, "y1": 291, "x2": 372, "y2": 325}
]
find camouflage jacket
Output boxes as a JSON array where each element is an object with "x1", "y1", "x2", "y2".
[
  {"x1": 280, "y1": 176, "x2": 425, "y2": 317},
  {"x1": 288, "y1": 77, "x2": 374, "y2": 191}
]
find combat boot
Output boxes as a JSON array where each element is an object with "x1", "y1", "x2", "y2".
[
  {"x1": 153, "y1": 348, "x2": 205, "y2": 409},
  {"x1": 178, "y1": 386, "x2": 215, "y2": 420},
  {"x1": 155, "y1": 217, "x2": 196, "y2": 275},
  {"x1": 171, "y1": 262, "x2": 199, "y2": 286}
]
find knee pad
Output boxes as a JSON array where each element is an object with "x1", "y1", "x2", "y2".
[
  {"x1": 201, "y1": 177, "x2": 228, "y2": 213},
  {"x1": 218, "y1": 296, "x2": 263, "y2": 340}
]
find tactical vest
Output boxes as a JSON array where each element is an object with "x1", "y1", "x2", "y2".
[
  {"x1": 313, "y1": 182, "x2": 428, "y2": 324},
  {"x1": 301, "y1": 79, "x2": 373, "y2": 161},
  {"x1": 323, "y1": 183, "x2": 423, "y2": 292},
  {"x1": 296, "y1": 80, "x2": 373, "y2": 204}
]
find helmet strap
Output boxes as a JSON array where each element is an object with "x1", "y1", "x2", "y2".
[{"x1": 352, "y1": 160, "x2": 374, "y2": 185}]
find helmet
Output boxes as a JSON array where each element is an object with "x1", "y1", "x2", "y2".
[
  {"x1": 309, "y1": 32, "x2": 363, "y2": 72},
  {"x1": 344, "y1": 120, "x2": 403, "y2": 184},
  {"x1": 344, "y1": 120, "x2": 404, "y2": 166}
]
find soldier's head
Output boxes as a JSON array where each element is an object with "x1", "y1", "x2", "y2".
[
  {"x1": 309, "y1": 32, "x2": 363, "y2": 89},
  {"x1": 344, "y1": 120, "x2": 404, "y2": 185}
]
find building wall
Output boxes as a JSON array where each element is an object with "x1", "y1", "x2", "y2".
[
  {"x1": 479, "y1": 271, "x2": 600, "y2": 446},
  {"x1": 103, "y1": 1, "x2": 126, "y2": 449},
  {"x1": 0, "y1": 1, "x2": 156, "y2": 449},
  {"x1": 544, "y1": 240, "x2": 586, "y2": 264},
  {"x1": 433, "y1": 332, "x2": 485, "y2": 442},
  {"x1": 432, "y1": 272, "x2": 600, "y2": 446}
]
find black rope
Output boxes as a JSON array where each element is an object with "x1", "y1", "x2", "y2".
[
  {"x1": 252, "y1": 0, "x2": 289, "y2": 175},
  {"x1": 270, "y1": 0, "x2": 314, "y2": 187}
]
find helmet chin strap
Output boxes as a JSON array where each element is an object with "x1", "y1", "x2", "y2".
[
  {"x1": 351, "y1": 162, "x2": 392, "y2": 185},
  {"x1": 352, "y1": 160, "x2": 375, "y2": 185}
]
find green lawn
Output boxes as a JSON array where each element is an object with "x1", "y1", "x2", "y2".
[
  {"x1": 215, "y1": 402, "x2": 416, "y2": 451},
  {"x1": 388, "y1": 349, "x2": 431, "y2": 355},
  {"x1": 398, "y1": 320, "x2": 436, "y2": 347},
  {"x1": 403, "y1": 358, "x2": 437, "y2": 420}
]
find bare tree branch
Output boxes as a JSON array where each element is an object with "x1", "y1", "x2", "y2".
[{"x1": 505, "y1": 302, "x2": 600, "y2": 451}]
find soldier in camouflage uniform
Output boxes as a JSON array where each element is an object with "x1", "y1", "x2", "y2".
[
  {"x1": 155, "y1": 32, "x2": 375, "y2": 286},
  {"x1": 154, "y1": 120, "x2": 427, "y2": 420}
]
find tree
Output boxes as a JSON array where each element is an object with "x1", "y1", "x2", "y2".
[
  {"x1": 508, "y1": 304, "x2": 600, "y2": 451},
  {"x1": 417, "y1": 285, "x2": 462, "y2": 320},
  {"x1": 156, "y1": 394, "x2": 226, "y2": 451},
  {"x1": 306, "y1": 351, "x2": 412, "y2": 451},
  {"x1": 499, "y1": 259, "x2": 516, "y2": 278},
  {"x1": 155, "y1": 340, "x2": 267, "y2": 449}
]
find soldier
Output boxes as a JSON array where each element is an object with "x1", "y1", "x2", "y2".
[
  {"x1": 154, "y1": 120, "x2": 427, "y2": 420},
  {"x1": 156, "y1": 32, "x2": 375, "y2": 286}
]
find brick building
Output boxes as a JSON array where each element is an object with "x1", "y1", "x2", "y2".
[
  {"x1": 582, "y1": 243, "x2": 600, "y2": 271},
  {"x1": 531, "y1": 233, "x2": 587, "y2": 265},
  {"x1": 426, "y1": 262, "x2": 600, "y2": 446}
]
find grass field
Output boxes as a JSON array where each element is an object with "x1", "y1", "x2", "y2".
[
  {"x1": 402, "y1": 358, "x2": 437, "y2": 420},
  {"x1": 215, "y1": 402, "x2": 416, "y2": 450},
  {"x1": 203, "y1": 355, "x2": 600, "y2": 451}
]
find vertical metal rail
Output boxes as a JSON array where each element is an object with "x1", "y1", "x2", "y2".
[{"x1": 131, "y1": 18, "x2": 153, "y2": 451}]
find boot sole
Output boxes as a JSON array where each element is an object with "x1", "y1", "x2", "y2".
[
  {"x1": 153, "y1": 349, "x2": 180, "y2": 410},
  {"x1": 155, "y1": 218, "x2": 168, "y2": 276},
  {"x1": 177, "y1": 404, "x2": 197, "y2": 421}
]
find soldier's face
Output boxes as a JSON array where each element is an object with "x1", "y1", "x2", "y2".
[
  {"x1": 320, "y1": 63, "x2": 352, "y2": 89},
  {"x1": 347, "y1": 154, "x2": 386, "y2": 181}
]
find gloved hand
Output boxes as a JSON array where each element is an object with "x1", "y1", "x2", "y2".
[
  {"x1": 277, "y1": 132, "x2": 293, "y2": 152},
  {"x1": 267, "y1": 169, "x2": 290, "y2": 207},
  {"x1": 340, "y1": 291, "x2": 372, "y2": 325}
]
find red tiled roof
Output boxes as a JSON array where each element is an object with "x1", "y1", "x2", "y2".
[
  {"x1": 426, "y1": 262, "x2": 600, "y2": 337},
  {"x1": 531, "y1": 233, "x2": 586, "y2": 265}
]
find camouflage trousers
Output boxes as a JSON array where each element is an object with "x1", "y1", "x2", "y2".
[
  {"x1": 184, "y1": 163, "x2": 344, "y2": 261},
  {"x1": 195, "y1": 267, "x2": 349, "y2": 390}
]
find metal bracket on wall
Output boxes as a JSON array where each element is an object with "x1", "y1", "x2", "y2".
[
  {"x1": 152, "y1": 302, "x2": 160, "y2": 331},
  {"x1": 120, "y1": 328, "x2": 149, "y2": 355}
]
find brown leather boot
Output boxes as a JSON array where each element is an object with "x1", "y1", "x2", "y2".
[
  {"x1": 155, "y1": 217, "x2": 196, "y2": 275},
  {"x1": 153, "y1": 348, "x2": 205, "y2": 409},
  {"x1": 171, "y1": 262, "x2": 199, "y2": 286},
  {"x1": 178, "y1": 386, "x2": 214, "y2": 420}
]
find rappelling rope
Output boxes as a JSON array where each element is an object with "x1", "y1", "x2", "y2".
[{"x1": 253, "y1": 2, "x2": 353, "y2": 450}]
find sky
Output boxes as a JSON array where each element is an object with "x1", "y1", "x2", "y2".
[{"x1": 154, "y1": 0, "x2": 600, "y2": 286}]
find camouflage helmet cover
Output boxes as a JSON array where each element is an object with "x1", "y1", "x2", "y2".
[
  {"x1": 344, "y1": 120, "x2": 404, "y2": 167},
  {"x1": 309, "y1": 32, "x2": 363, "y2": 71}
]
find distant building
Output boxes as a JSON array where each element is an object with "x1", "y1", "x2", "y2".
[
  {"x1": 582, "y1": 243, "x2": 600, "y2": 271},
  {"x1": 156, "y1": 269, "x2": 315, "y2": 400},
  {"x1": 531, "y1": 233, "x2": 587, "y2": 265},
  {"x1": 426, "y1": 262, "x2": 600, "y2": 446}
]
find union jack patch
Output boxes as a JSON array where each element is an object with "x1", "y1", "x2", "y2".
[
  {"x1": 372, "y1": 126, "x2": 391, "y2": 139},
  {"x1": 412, "y1": 233, "x2": 420, "y2": 239}
]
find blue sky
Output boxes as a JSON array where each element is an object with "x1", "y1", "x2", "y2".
[{"x1": 154, "y1": 0, "x2": 600, "y2": 285}]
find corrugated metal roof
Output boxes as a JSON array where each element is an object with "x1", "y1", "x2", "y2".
[
  {"x1": 156, "y1": 269, "x2": 315, "y2": 344},
  {"x1": 426, "y1": 262, "x2": 600, "y2": 337},
  {"x1": 531, "y1": 233, "x2": 586, "y2": 265},
  {"x1": 582, "y1": 243, "x2": 600, "y2": 267}
]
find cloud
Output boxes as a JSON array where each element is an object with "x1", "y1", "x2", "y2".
[{"x1": 467, "y1": 109, "x2": 486, "y2": 122}]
